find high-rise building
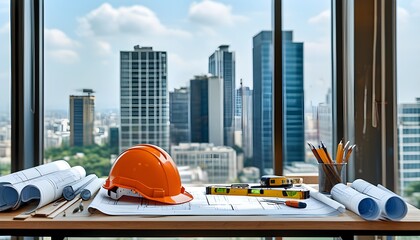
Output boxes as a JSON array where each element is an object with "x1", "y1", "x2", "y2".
[
  {"x1": 236, "y1": 84, "x2": 253, "y2": 159},
  {"x1": 209, "y1": 45, "x2": 235, "y2": 147},
  {"x1": 69, "y1": 93, "x2": 95, "y2": 147},
  {"x1": 252, "y1": 31, "x2": 273, "y2": 174},
  {"x1": 109, "y1": 127, "x2": 119, "y2": 154},
  {"x1": 169, "y1": 87, "x2": 190, "y2": 146},
  {"x1": 283, "y1": 31, "x2": 305, "y2": 165},
  {"x1": 318, "y1": 88, "x2": 333, "y2": 156},
  {"x1": 190, "y1": 75, "x2": 223, "y2": 146},
  {"x1": 398, "y1": 97, "x2": 420, "y2": 196},
  {"x1": 171, "y1": 143, "x2": 237, "y2": 184},
  {"x1": 119, "y1": 45, "x2": 169, "y2": 152}
]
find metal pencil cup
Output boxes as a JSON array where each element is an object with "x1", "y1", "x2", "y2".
[{"x1": 318, "y1": 163, "x2": 347, "y2": 194}]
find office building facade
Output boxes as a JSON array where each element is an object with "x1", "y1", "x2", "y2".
[
  {"x1": 209, "y1": 45, "x2": 236, "y2": 147},
  {"x1": 252, "y1": 31, "x2": 273, "y2": 174},
  {"x1": 119, "y1": 46, "x2": 169, "y2": 152},
  {"x1": 190, "y1": 75, "x2": 223, "y2": 146},
  {"x1": 398, "y1": 98, "x2": 420, "y2": 196},
  {"x1": 69, "y1": 95, "x2": 95, "y2": 146},
  {"x1": 171, "y1": 143, "x2": 237, "y2": 184},
  {"x1": 283, "y1": 31, "x2": 305, "y2": 165},
  {"x1": 169, "y1": 87, "x2": 190, "y2": 146}
]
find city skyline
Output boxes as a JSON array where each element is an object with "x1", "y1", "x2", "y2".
[
  {"x1": 1, "y1": 1, "x2": 419, "y2": 113},
  {"x1": 1, "y1": 0, "x2": 336, "y2": 112}
]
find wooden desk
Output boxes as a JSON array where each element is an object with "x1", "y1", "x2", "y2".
[{"x1": 0, "y1": 202, "x2": 419, "y2": 239}]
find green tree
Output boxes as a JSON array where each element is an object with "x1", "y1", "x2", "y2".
[
  {"x1": 404, "y1": 181, "x2": 420, "y2": 208},
  {"x1": 44, "y1": 144, "x2": 113, "y2": 177},
  {"x1": 0, "y1": 163, "x2": 11, "y2": 176}
]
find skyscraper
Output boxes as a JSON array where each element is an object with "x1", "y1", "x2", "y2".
[
  {"x1": 236, "y1": 84, "x2": 253, "y2": 159},
  {"x1": 190, "y1": 75, "x2": 223, "y2": 146},
  {"x1": 253, "y1": 31, "x2": 273, "y2": 174},
  {"x1": 109, "y1": 127, "x2": 119, "y2": 154},
  {"x1": 119, "y1": 45, "x2": 169, "y2": 152},
  {"x1": 398, "y1": 97, "x2": 420, "y2": 196},
  {"x1": 69, "y1": 92, "x2": 95, "y2": 147},
  {"x1": 169, "y1": 87, "x2": 190, "y2": 146},
  {"x1": 209, "y1": 45, "x2": 235, "y2": 147},
  {"x1": 283, "y1": 31, "x2": 304, "y2": 165}
]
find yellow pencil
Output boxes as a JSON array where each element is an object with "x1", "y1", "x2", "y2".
[{"x1": 336, "y1": 140, "x2": 343, "y2": 163}]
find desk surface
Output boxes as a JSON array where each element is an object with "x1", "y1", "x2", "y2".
[{"x1": 1, "y1": 201, "x2": 420, "y2": 238}]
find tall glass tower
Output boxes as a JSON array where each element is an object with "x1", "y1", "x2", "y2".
[
  {"x1": 253, "y1": 30, "x2": 304, "y2": 174},
  {"x1": 69, "y1": 93, "x2": 95, "y2": 147},
  {"x1": 190, "y1": 75, "x2": 224, "y2": 146},
  {"x1": 209, "y1": 45, "x2": 235, "y2": 147},
  {"x1": 283, "y1": 31, "x2": 304, "y2": 165},
  {"x1": 253, "y1": 31, "x2": 273, "y2": 174},
  {"x1": 398, "y1": 98, "x2": 420, "y2": 196},
  {"x1": 119, "y1": 45, "x2": 169, "y2": 152},
  {"x1": 169, "y1": 87, "x2": 190, "y2": 146}
]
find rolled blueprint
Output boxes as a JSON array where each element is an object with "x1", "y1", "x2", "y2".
[
  {"x1": 63, "y1": 174, "x2": 97, "y2": 201},
  {"x1": 20, "y1": 166, "x2": 86, "y2": 211},
  {"x1": 351, "y1": 179, "x2": 408, "y2": 221},
  {"x1": 331, "y1": 183, "x2": 380, "y2": 220},
  {"x1": 0, "y1": 160, "x2": 70, "y2": 185},
  {"x1": 80, "y1": 178, "x2": 105, "y2": 201},
  {"x1": 0, "y1": 160, "x2": 71, "y2": 212},
  {"x1": 302, "y1": 184, "x2": 346, "y2": 213}
]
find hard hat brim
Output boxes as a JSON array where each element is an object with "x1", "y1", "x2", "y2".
[{"x1": 147, "y1": 190, "x2": 193, "y2": 205}]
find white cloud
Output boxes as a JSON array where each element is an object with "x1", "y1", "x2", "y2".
[
  {"x1": 95, "y1": 40, "x2": 112, "y2": 55},
  {"x1": 45, "y1": 28, "x2": 79, "y2": 48},
  {"x1": 45, "y1": 28, "x2": 80, "y2": 64},
  {"x1": 48, "y1": 49, "x2": 79, "y2": 64},
  {"x1": 308, "y1": 9, "x2": 330, "y2": 25},
  {"x1": 77, "y1": 3, "x2": 190, "y2": 38},
  {"x1": 397, "y1": 7, "x2": 410, "y2": 24},
  {"x1": 188, "y1": 0, "x2": 247, "y2": 27}
]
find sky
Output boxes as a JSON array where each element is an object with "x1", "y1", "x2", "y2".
[{"x1": 0, "y1": 0, "x2": 419, "y2": 112}]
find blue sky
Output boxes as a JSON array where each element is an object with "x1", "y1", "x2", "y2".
[{"x1": 0, "y1": 0, "x2": 418, "y2": 112}]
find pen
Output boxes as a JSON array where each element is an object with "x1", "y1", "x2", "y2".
[{"x1": 262, "y1": 199, "x2": 307, "y2": 208}]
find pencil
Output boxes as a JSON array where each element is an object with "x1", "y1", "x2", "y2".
[
  {"x1": 344, "y1": 144, "x2": 356, "y2": 163},
  {"x1": 336, "y1": 140, "x2": 343, "y2": 163},
  {"x1": 321, "y1": 141, "x2": 333, "y2": 163},
  {"x1": 307, "y1": 142, "x2": 323, "y2": 163}
]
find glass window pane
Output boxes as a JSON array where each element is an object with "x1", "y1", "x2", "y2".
[
  {"x1": 282, "y1": 1, "x2": 332, "y2": 175},
  {"x1": 44, "y1": 1, "x2": 272, "y2": 184},
  {"x1": 397, "y1": 0, "x2": 420, "y2": 208},
  {"x1": 0, "y1": 0, "x2": 11, "y2": 175}
]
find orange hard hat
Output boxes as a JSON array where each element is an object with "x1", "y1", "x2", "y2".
[{"x1": 103, "y1": 144, "x2": 193, "y2": 204}]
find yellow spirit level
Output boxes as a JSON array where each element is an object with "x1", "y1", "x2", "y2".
[{"x1": 205, "y1": 185, "x2": 310, "y2": 199}]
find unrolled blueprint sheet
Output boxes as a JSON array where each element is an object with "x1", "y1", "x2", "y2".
[{"x1": 88, "y1": 187, "x2": 340, "y2": 217}]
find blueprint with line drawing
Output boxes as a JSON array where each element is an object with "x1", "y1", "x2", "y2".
[{"x1": 88, "y1": 187, "x2": 340, "y2": 217}]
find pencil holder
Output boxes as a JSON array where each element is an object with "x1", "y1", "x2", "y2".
[{"x1": 318, "y1": 163, "x2": 347, "y2": 194}]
